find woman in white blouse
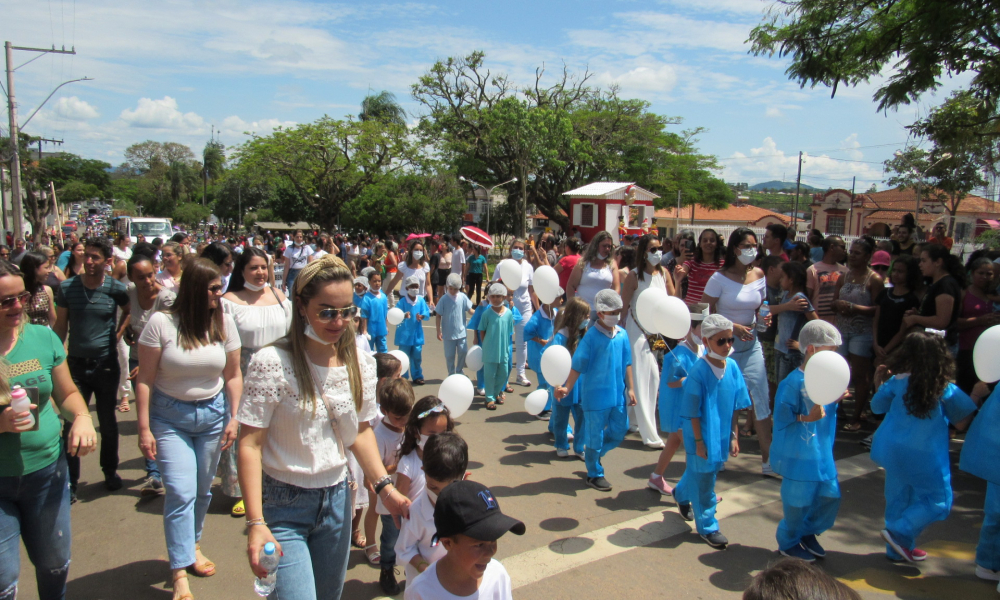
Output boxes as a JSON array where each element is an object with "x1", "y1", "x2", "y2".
[
  {"x1": 218, "y1": 247, "x2": 292, "y2": 517},
  {"x1": 384, "y1": 240, "x2": 434, "y2": 309},
  {"x1": 283, "y1": 230, "x2": 314, "y2": 294},
  {"x1": 238, "y1": 255, "x2": 410, "y2": 600},
  {"x1": 136, "y1": 258, "x2": 243, "y2": 600},
  {"x1": 702, "y1": 227, "x2": 772, "y2": 475}
]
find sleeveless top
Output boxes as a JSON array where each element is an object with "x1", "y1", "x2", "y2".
[
  {"x1": 26, "y1": 289, "x2": 51, "y2": 326},
  {"x1": 576, "y1": 262, "x2": 614, "y2": 308},
  {"x1": 627, "y1": 268, "x2": 667, "y2": 336},
  {"x1": 221, "y1": 295, "x2": 293, "y2": 373},
  {"x1": 836, "y1": 271, "x2": 875, "y2": 335}
]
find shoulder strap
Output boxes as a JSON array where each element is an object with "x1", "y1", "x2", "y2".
[{"x1": 270, "y1": 285, "x2": 284, "y2": 306}]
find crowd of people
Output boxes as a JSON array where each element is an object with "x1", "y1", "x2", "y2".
[{"x1": 2, "y1": 215, "x2": 1000, "y2": 600}]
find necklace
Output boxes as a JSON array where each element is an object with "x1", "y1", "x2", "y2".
[{"x1": 81, "y1": 277, "x2": 105, "y2": 304}]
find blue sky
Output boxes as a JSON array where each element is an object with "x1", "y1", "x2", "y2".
[{"x1": 4, "y1": 0, "x2": 966, "y2": 191}]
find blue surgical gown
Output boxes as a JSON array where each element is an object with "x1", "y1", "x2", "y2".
[
  {"x1": 680, "y1": 358, "x2": 752, "y2": 472},
  {"x1": 571, "y1": 325, "x2": 632, "y2": 412},
  {"x1": 961, "y1": 386, "x2": 1000, "y2": 484},
  {"x1": 770, "y1": 368, "x2": 838, "y2": 482},
  {"x1": 658, "y1": 344, "x2": 700, "y2": 434},
  {"x1": 524, "y1": 307, "x2": 556, "y2": 385},
  {"x1": 547, "y1": 330, "x2": 581, "y2": 407},
  {"x1": 393, "y1": 295, "x2": 430, "y2": 347},
  {"x1": 362, "y1": 291, "x2": 389, "y2": 337}
]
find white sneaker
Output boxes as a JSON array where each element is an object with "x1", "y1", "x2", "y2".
[
  {"x1": 556, "y1": 448, "x2": 570, "y2": 458},
  {"x1": 977, "y1": 565, "x2": 1000, "y2": 581},
  {"x1": 516, "y1": 376, "x2": 531, "y2": 387},
  {"x1": 761, "y1": 462, "x2": 775, "y2": 477},
  {"x1": 476, "y1": 388, "x2": 485, "y2": 396},
  {"x1": 645, "y1": 440, "x2": 666, "y2": 450},
  {"x1": 628, "y1": 425, "x2": 639, "y2": 434}
]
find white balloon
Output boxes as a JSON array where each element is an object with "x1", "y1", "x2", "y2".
[
  {"x1": 804, "y1": 351, "x2": 851, "y2": 406},
  {"x1": 635, "y1": 288, "x2": 669, "y2": 333},
  {"x1": 525, "y1": 389, "x2": 549, "y2": 416},
  {"x1": 653, "y1": 296, "x2": 692, "y2": 340},
  {"x1": 465, "y1": 345, "x2": 484, "y2": 372},
  {"x1": 974, "y1": 325, "x2": 1000, "y2": 383},
  {"x1": 533, "y1": 266, "x2": 560, "y2": 304},
  {"x1": 438, "y1": 374, "x2": 474, "y2": 419},
  {"x1": 388, "y1": 350, "x2": 410, "y2": 379},
  {"x1": 498, "y1": 259, "x2": 522, "y2": 290},
  {"x1": 541, "y1": 345, "x2": 572, "y2": 386},
  {"x1": 387, "y1": 307, "x2": 405, "y2": 326}
]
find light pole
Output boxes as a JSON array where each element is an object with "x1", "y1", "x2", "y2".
[
  {"x1": 458, "y1": 176, "x2": 518, "y2": 238},
  {"x1": 894, "y1": 150, "x2": 952, "y2": 234}
]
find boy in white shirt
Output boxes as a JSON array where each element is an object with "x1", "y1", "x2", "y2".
[
  {"x1": 404, "y1": 480, "x2": 524, "y2": 600},
  {"x1": 395, "y1": 431, "x2": 468, "y2": 584}
]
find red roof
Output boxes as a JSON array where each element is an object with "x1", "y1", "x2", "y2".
[
  {"x1": 815, "y1": 188, "x2": 1000, "y2": 216},
  {"x1": 654, "y1": 203, "x2": 790, "y2": 225}
]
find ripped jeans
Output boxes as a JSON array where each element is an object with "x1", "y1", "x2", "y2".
[{"x1": 0, "y1": 454, "x2": 72, "y2": 600}]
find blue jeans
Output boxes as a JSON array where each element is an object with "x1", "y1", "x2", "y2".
[
  {"x1": 262, "y1": 475, "x2": 352, "y2": 600},
  {"x1": 379, "y1": 514, "x2": 400, "y2": 567},
  {"x1": 443, "y1": 337, "x2": 468, "y2": 375},
  {"x1": 731, "y1": 332, "x2": 771, "y2": 420},
  {"x1": 0, "y1": 455, "x2": 72, "y2": 600},
  {"x1": 129, "y1": 358, "x2": 160, "y2": 479},
  {"x1": 583, "y1": 406, "x2": 628, "y2": 478},
  {"x1": 397, "y1": 344, "x2": 424, "y2": 380},
  {"x1": 149, "y1": 389, "x2": 227, "y2": 569}
]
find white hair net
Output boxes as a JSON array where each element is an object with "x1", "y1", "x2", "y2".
[
  {"x1": 700, "y1": 314, "x2": 733, "y2": 340},
  {"x1": 353, "y1": 276, "x2": 369, "y2": 290},
  {"x1": 361, "y1": 266, "x2": 377, "y2": 278},
  {"x1": 446, "y1": 273, "x2": 463, "y2": 289},
  {"x1": 594, "y1": 289, "x2": 623, "y2": 312},
  {"x1": 404, "y1": 275, "x2": 421, "y2": 289},
  {"x1": 798, "y1": 319, "x2": 842, "y2": 349},
  {"x1": 488, "y1": 282, "x2": 508, "y2": 297}
]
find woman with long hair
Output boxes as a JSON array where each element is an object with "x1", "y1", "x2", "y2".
[
  {"x1": 157, "y1": 241, "x2": 184, "y2": 293},
  {"x1": 902, "y1": 243, "x2": 966, "y2": 355},
  {"x1": 283, "y1": 230, "x2": 315, "y2": 294},
  {"x1": 567, "y1": 230, "x2": 619, "y2": 314},
  {"x1": 19, "y1": 251, "x2": 57, "y2": 327},
  {"x1": 237, "y1": 255, "x2": 410, "y2": 600},
  {"x1": 136, "y1": 258, "x2": 243, "y2": 600},
  {"x1": 200, "y1": 242, "x2": 235, "y2": 294},
  {"x1": 673, "y1": 228, "x2": 723, "y2": 305},
  {"x1": 0, "y1": 259, "x2": 97, "y2": 600},
  {"x1": 63, "y1": 241, "x2": 86, "y2": 279},
  {"x1": 955, "y1": 257, "x2": 1000, "y2": 392},
  {"x1": 37, "y1": 245, "x2": 67, "y2": 287},
  {"x1": 385, "y1": 240, "x2": 434, "y2": 309},
  {"x1": 703, "y1": 228, "x2": 773, "y2": 475},
  {"x1": 218, "y1": 247, "x2": 292, "y2": 517},
  {"x1": 620, "y1": 234, "x2": 675, "y2": 448},
  {"x1": 490, "y1": 238, "x2": 538, "y2": 386}
]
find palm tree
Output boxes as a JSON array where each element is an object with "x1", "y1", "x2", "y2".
[{"x1": 359, "y1": 91, "x2": 407, "y2": 127}]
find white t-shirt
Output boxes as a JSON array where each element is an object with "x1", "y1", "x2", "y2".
[
  {"x1": 452, "y1": 246, "x2": 466, "y2": 272},
  {"x1": 113, "y1": 246, "x2": 132, "y2": 263},
  {"x1": 237, "y1": 346, "x2": 379, "y2": 489},
  {"x1": 395, "y1": 491, "x2": 447, "y2": 584},
  {"x1": 374, "y1": 420, "x2": 404, "y2": 515},
  {"x1": 138, "y1": 311, "x2": 240, "y2": 400},
  {"x1": 404, "y1": 559, "x2": 512, "y2": 600},
  {"x1": 397, "y1": 450, "x2": 426, "y2": 503},
  {"x1": 703, "y1": 272, "x2": 766, "y2": 327},
  {"x1": 285, "y1": 244, "x2": 314, "y2": 270}
]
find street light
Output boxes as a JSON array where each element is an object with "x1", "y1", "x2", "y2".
[
  {"x1": 894, "y1": 151, "x2": 952, "y2": 229},
  {"x1": 458, "y1": 176, "x2": 518, "y2": 238}
]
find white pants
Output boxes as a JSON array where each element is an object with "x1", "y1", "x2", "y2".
[
  {"x1": 514, "y1": 314, "x2": 530, "y2": 380},
  {"x1": 117, "y1": 337, "x2": 132, "y2": 400},
  {"x1": 626, "y1": 328, "x2": 662, "y2": 446}
]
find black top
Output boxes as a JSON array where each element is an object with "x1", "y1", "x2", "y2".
[
  {"x1": 891, "y1": 240, "x2": 916, "y2": 256},
  {"x1": 875, "y1": 288, "x2": 920, "y2": 347},
  {"x1": 919, "y1": 275, "x2": 963, "y2": 345}
]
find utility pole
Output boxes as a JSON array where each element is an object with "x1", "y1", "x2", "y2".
[
  {"x1": 792, "y1": 151, "x2": 803, "y2": 229},
  {"x1": 675, "y1": 189, "x2": 681, "y2": 238},
  {"x1": 5, "y1": 41, "x2": 78, "y2": 242},
  {"x1": 849, "y1": 176, "x2": 856, "y2": 236}
]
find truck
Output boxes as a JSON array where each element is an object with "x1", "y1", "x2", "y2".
[{"x1": 113, "y1": 216, "x2": 174, "y2": 244}]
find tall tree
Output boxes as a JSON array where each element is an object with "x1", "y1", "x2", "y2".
[{"x1": 359, "y1": 91, "x2": 407, "y2": 127}]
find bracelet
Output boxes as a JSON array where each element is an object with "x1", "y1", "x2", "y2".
[
  {"x1": 373, "y1": 475, "x2": 392, "y2": 496},
  {"x1": 694, "y1": 438, "x2": 704, "y2": 443},
  {"x1": 246, "y1": 518, "x2": 267, "y2": 527},
  {"x1": 74, "y1": 413, "x2": 93, "y2": 420}
]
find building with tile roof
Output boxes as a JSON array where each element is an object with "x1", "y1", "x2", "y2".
[{"x1": 653, "y1": 202, "x2": 791, "y2": 238}]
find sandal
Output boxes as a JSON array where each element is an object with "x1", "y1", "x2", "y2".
[
  {"x1": 364, "y1": 544, "x2": 380, "y2": 564},
  {"x1": 486, "y1": 402, "x2": 497, "y2": 411},
  {"x1": 230, "y1": 500, "x2": 245, "y2": 517},
  {"x1": 352, "y1": 530, "x2": 366, "y2": 549},
  {"x1": 843, "y1": 422, "x2": 863, "y2": 432},
  {"x1": 172, "y1": 571, "x2": 194, "y2": 600},
  {"x1": 504, "y1": 385, "x2": 514, "y2": 393},
  {"x1": 188, "y1": 545, "x2": 216, "y2": 577},
  {"x1": 117, "y1": 400, "x2": 131, "y2": 412},
  {"x1": 496, "y1": 396, "x2": 505, "y2": 405},
  {"x1": 739, "y1": 427, "x2": 754, "y2": 438}
]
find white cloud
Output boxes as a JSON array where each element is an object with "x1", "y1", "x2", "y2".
[
  {"x1": 119, "y1": 97, "x2": 206, "y2": 131},
  {"x1": 765, "y1": 106, "x2": 782, "y2": 118},
  {"x1": 722, "y1": 137, "x2": 884, "y2": 187},
  {"x1": 568, "y1": 12, "x2": 753, "y2": 54},
  {"x1": 661, "y1": 0, "x2": 770, "y2": 15},
  {"x1": 51, "y1": 96, "x2": 100, "y2": 120},
  {"x1": 220, "y1": 115, "x2": 297, "y2": 136},
  {"x1": 593, "y1": 62, "x2": 679, "y2": 94}
]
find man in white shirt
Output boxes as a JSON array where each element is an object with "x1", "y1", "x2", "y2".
[{"x1": 450, "y1": 234, "x2": 466, "y2": 285}]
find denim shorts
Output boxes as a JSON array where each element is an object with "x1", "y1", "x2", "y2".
[{"x1": 838, "y1": 330, "x2": 873, "y2": 358}]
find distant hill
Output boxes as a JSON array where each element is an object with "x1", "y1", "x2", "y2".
[{"x1": 749, "y1": 180, "x2": 823, "y2": 193}]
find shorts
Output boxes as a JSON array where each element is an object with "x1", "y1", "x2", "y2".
[
  {"x1": 837, "y1": 330, "x2": 873, "y2": 359},
  {"x1": 762, "y1": 340, "x2": 777, "y2": 386}
]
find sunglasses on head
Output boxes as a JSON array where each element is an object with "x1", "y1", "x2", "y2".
[
  {"x1": 0, "y1": 291, "x2": 31, "y2": 309},
  {"x1": 417, "y1": 402, "x2": 446, "y2": 420},
  {"x1": 314, "y1": 305, "x2": 357, "y2": 322},
  {"x1": 713, "y1": 337, "x2": 735, "y2": 346}
]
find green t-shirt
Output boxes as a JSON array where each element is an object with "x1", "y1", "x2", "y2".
[{"x1": 0, "y1": 324, "x2": 66, "y2": 476}]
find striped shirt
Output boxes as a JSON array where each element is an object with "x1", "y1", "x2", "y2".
[
  {"x1": 683, "y1": 259, "x2": 722, "y2": 304},
  {"x1": 55, "y1": 276, "x2": 129, "y2": 358}
]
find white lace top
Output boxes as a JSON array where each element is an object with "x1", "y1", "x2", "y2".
[{"x1": 237, "y1": 346, "x2": 378, "y2": 489}]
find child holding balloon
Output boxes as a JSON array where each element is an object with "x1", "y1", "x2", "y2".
[
  {"x1": 479, "y1": 283, "x2": 517, "y2": 410},
  {"x1": 525, "y1": 291, "x2": 561, "y2": 418},
  {"x1": 870, "y1": 331, "x2": 978, "y2": 562},
  {"x1": 769, "y1": 320, "x2": 844, "y2": 561},
  {"x1": 554, "y1": 289, "x2": 635, "y2": 492},
  {"x1": 547, "y1": 297, "x2": 589, "y2": 458},
  {"x1": 364, "y1": 272, "x2": 390, "y2": 353},
  {"x1": 396, "y1": 275, "x2": 431, "y2": 384}
]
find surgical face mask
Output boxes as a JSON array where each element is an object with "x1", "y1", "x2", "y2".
[
  {"x1": 417, "y1": 434, "x2": 430, "y2": 450},
  {"x1": 579, "y1": 321, "x2": 588, "y2": 331},
  {"x1": 647, "y1": 251, "x2": 662, "y2": 264},
  {"x1": 427, "y1": 489, "x2": 439, "y2": 504},
  {"x1": 602, "y1": 314, "x2": 620, "y2": 329},
  {"x1": 703, "y1": 337, "x2": 728, "y2": 360},
  {"x1": 412, "y1": 251, "x2": 424, "y2": 260},
  {"x1": 304, "y1": 324, "x2": 335, "y2": 345},
  {"x1": 511, "y1": 249, "x2": 525, "y2": 260},
  {"x1": 407, "y1": 288, "x2": 419, "y2": 299},
  {"x1": 738, "y1": 248, "x2": 756, "y2": 265},
  {"x1": 244, "y1": 280, "x2": 267, "y2": 292},
  {"x1": 598, "y1": 252, "x2": 609, "y2": 261},
  {"x1": 448, "y1": 288, "x2": 459, "y2": 297}
]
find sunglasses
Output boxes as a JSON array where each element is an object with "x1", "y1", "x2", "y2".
[
  {"x1": 314, "y1": 305, "x2": 357, "y2": 322},
  {"x1": 713, "y1": 337, "x2": 735, "y2": 346},
  {"x1": 0, "y1": 291, "x2": 31, "y2": 309},
  {"x1": 417, "y1": 402, "x2": 446, "y2": 420},
  {"x1": 208, "y1": 284, "x2": 224, "y2": 293}
]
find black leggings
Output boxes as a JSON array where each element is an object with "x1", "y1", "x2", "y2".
[{"x1": 467, "y1": 273, "x2": 484, "y2": 304}]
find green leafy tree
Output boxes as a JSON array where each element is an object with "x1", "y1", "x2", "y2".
[
  {"x1": 173, "y1": 202, "x2": 212, "y2": 227},
  {"x1": 39, "y1": 153, "x2": 112, "y2": 197},
  {"x1": 119, "y1": 140, "x2": 202, "y2": 215},
  {"x1": 56, "y1": 181, "x2": 102, "y2": 204},
  {"x1": 343, "y1": 169, "x2": 465, "y2": 235},
  {"x1": 360, "y1": 91, "x2": 407, "y2": 127}
]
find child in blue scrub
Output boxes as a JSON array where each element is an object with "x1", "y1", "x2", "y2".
[
  {"x1": 525, "y1": 294, "x2": 560, "y2": 419},
  {"x1": 354, "y1": 276, "x2": 370, "y2": 335},
  {"x1": 395, "y1": 275, "x2": 431, "y2": 384},
  {"x1": 871, "y1": 331, "x2": 977, "y2": 562},
  {"x1": 435, "y1": 273, "x2": 474, "y2": 375},
  {"x1": 479, "y1": 283, "x2": 516, "y2": 410},
  {"x1": 959, "y1": 380, "x2": 997, "y2": 582},
  {"x1": 547, "y1": 297, "x2": 589, "y2": 459},
  {"x1": 648, "y1": 304, "x2": 708, "y2": 496},
  {"x1": 363, "y1": 272, "x2": 389, "y2": 353},
  {"x1": 770, "y1": 320, "x2": 844, "y2": 562},
  {"x1": 554, "y1": 289, "x2": 635, "y2": 492},
  {"x1": 674, "y1": 313, "x2": 752, "y2": 549}
]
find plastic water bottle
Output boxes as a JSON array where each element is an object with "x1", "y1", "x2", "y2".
[
  {"x1": 10, "y1": 386, "x2": 34, "y2": 429},
  {"x1": 254, "y1": 542, "x2": 279, "y2": 596},
  {"x1": 757, "y1": 301, "x2": 770, "y2": 333}
]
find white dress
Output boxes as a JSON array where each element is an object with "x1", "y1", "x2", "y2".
[{"x1": 625, "y1": 268, "x2": 667, "y2": 447}]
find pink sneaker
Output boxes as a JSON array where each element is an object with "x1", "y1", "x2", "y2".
[
  {"x1": 911, "y1": 548, "x2": 927, "y2": 561},
  {"x1": 647, "y1": 475, "x2": 673, "y2": 496}
]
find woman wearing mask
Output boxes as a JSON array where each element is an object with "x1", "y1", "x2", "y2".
[
  {"x1": 135, "y1": 258, "x2": 242, "y2": 600},
  {"x1": 673, "y1": 229, "x2": 723, "y2": 305},
  {"x1": 620, "y1": 234, "x2": 675, "y2": 448},
  {"x1": 237, "y1": 256, "x2": 411, "y2": 600},
  {"x1": 385, "y1": 240, "x2": 434, "y2": 309},
  {"x1": 157, "y1": 241, "x2": 184, "y2": 293},
  {"x1": 283, "y1": 230, "x2": 314, "y2": 294},
  {"x1": 702, "y1": 228, "x2": 773, "y2": 476},
  {"x1": 219, "y1": 248, "x2": 292, "y2": 517},
  {"x1": 567, "y1": 231, "x2": 619, "y2": 317},
  {"x1": 491, "y1": 239, "x2": 538, "y2": 386}
]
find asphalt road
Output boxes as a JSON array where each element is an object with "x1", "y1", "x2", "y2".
[{"x1": 18, "y1": 326, "x2": 998, "y2": 600}]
